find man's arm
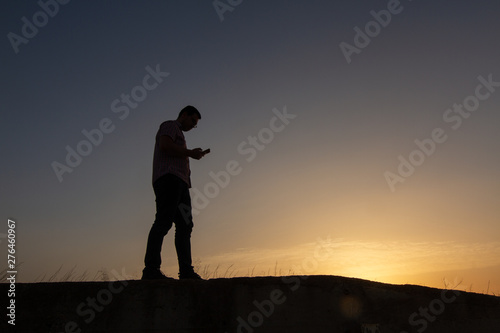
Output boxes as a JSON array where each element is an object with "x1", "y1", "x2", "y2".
[{"x1": 159, "y1": 135, "x2": 206, "y2": 160}]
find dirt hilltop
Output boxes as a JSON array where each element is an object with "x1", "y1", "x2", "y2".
[{"x1": 2, "y1": 275, "x2": 499, "y2": 333}]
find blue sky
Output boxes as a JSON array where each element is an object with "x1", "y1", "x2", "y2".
[{"x1": 1, "y1": 1, "x2": 499, "y2": 293}]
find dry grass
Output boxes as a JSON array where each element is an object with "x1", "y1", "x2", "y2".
[
  {"x1": 34, "y1": 265, "x2": 112, "y2": 282},
  {"x1": 194, "y1": 260, "x2": 290, "y2": 279},
  {"x1": 0, "y1": 265, "x2": 113, "y2": 283},
  {"x1": 1, "y1": 263, "x2": 498, "y2": 296}
]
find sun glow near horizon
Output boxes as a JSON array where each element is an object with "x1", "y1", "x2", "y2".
[{"x1": 185, "y1": 239, "x2": 500, "y2": 295}]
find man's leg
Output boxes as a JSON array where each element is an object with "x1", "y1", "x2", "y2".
[
  {"x1": 174, "y1": 183, "x2": 197, "y2": 277},
  {"x1": 144, "y1": 175, "x2": 181, "y2": 270}
]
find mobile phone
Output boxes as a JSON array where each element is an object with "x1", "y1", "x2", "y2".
[{"x1": 202, "y1": 149, "x2": 211, "y2": 154}]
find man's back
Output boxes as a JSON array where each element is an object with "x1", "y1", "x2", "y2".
[{"x1": 152, "y1": 120, "x2": 191, "y2": 187}]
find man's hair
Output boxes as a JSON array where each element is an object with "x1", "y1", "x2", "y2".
[{"x1": 178, "y1": 105, "x2": 201, "y2": 119}]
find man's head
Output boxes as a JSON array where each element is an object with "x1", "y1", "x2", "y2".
[{"x1": 177, "y1": 105, "x2": 201, "y2": 131}]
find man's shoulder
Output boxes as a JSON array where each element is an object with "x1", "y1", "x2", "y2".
[
  {"x1": 157, "y1": 120, "x2": 183, "y2": 142},
  {"x1": 158, "y1": 120, "x2": 180, "y2": 132},
  {"x1": 159, "y1": 120, "x2": 178, "y2": 127}
]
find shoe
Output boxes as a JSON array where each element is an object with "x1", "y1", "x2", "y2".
[
  {"x1": 141, "y1": 267, "x2": 174, "y2": 280},
  {"x1": 178, "y1": 270, "x2": 203, "y2": 280}
]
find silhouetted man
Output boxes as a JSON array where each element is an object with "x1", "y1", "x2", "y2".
[{"x1": 142, "y1": 105, "x2": 209, "y2": 280}]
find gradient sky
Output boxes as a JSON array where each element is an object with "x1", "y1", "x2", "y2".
[{"x1": 1, "y1": 1, "x2": 499, "y2": 294}]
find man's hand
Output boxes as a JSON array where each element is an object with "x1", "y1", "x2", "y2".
[{"x1": 189, "y1": 148, "x2": 209, "y2": 160}]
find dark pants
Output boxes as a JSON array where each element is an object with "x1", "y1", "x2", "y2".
[{"x1": 144, "y1": 174, "x2": 194, "y2": 273}]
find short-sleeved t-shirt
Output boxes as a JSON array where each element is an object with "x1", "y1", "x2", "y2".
[{"x1": 152, "y1": 120, "x2": 191, "y2": 187}]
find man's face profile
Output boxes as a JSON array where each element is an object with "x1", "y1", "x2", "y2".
[{"x1": 180, "y1": 113, "x2": 199, "y2": 131}]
